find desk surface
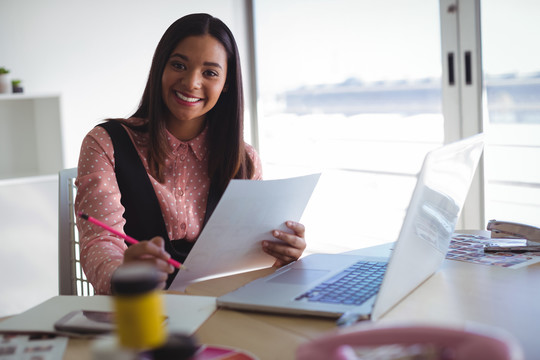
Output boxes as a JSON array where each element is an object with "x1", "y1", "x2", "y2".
[
  {"x1": 8, "y1": 232, "x2": 540, "y2": 360},
  {"x1": 185, "y1": 235, "x2": 540, "y2": 360}
]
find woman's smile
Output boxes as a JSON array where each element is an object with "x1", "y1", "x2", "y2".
[{"x1": 174, "y1": 91, "x2": 204, "y2": 104}]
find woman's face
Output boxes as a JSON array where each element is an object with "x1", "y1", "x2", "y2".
[{"x1": 161, "y1": 34, "x2": 228, "y2": 139}]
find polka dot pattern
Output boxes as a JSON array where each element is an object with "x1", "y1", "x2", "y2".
[{"x1": 74, "y1": 118, "x2": 262, "y2": 294}]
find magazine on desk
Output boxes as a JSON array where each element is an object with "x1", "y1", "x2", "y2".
[
  {"x1": 169, "y1": 173, "x2": 321, "y2": 292},
  {"x1": 447, "y1": 233, "x2": 540, "y2": 269}
]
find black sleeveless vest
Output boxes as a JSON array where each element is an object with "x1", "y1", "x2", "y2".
[{"x1": 98, "y1": 121, "x2": 219, "y2": 288}]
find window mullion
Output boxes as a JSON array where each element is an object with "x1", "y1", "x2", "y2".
[
  {"x1": 457, "y1": 0, "x2": 485, "y2": 230},
  {"x1": 440, "y1": 0, "x2": 485, "y2": 230},
  {"x1": 440, "y1": 0, "x2": 462, "y2": 144}
]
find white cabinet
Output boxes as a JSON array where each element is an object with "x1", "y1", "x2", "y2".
[{"x1": 0, "y1": 93, "x2": 63, "y2": 179}]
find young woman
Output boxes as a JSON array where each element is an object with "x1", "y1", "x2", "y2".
[{"x1": 74, "y1": 13, "x2": 306, "y2": 294}]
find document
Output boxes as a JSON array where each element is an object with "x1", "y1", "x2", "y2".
[
  {"x1": 169, "y1": 174, "x2": 321, "y2": 291},
  {"x1": 0, "y1": 295, "x2": 216, "y2": 336},
  {"x1": 0, "y1": 334, "x2": 68, "y2": 360}
]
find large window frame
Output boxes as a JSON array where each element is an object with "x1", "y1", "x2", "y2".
[
  {"x1": 244, "y1": 0, "x2": 537, "y2": 235},
  {"x1": 440, "y1": 0, "x2": 485, "y2": 229}
]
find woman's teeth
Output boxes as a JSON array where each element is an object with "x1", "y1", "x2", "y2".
[{"x1": 175, "y1": 92, "x2": 200, "y2": 103}]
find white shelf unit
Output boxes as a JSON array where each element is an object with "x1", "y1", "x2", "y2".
[{"x1": 0, "y1": 93, "x2": 63, "y2": 179}]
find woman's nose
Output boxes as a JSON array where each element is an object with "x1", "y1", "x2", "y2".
[{"x1": 183, "y1": 70, "x2": 202, "y2": 89}]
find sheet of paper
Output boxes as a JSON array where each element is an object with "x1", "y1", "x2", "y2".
[
  {"x1": 0, "y1": 334, "x2": 68, "y2": 360},
  {"x1": 169, "y1": 174, "x2": 321, "y2": 291},
  {"x1": 0, "y1": 294, "x2": 216, "y2": 336}
]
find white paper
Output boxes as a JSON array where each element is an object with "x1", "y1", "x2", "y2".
[
  {"x1": 0, "y1": 295, "x2": 216, "y2": 336},
  {"x1": 169, "y1": 174, "x2": 321, "y2": 291},
  {"x1": 0, "y1": 334, "x2": 68, "y2": 360}
]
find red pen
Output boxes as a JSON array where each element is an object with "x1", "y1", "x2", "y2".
[{"x1": 78, "y1": 212, "x2": 183, "y2": 269}]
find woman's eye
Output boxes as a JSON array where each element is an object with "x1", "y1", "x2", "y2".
[
  {"x1": 171, "y1": 62, "x2": 185, "y2": 70},
  {"x1": 204, "y1": 70, "x2": 219, "y2": 77}
]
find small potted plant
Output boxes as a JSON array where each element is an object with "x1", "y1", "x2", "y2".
[
  {"x1": 0, "y1": 67, "x2": 10, "y2": 94},
  {"x1": 11, "y1": 79, "x2": 23, "y2": 93}
]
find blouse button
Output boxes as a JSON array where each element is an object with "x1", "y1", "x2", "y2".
[
  {"x1": 180, "y1": 223, "x2": 186, "y2": 230},
  {"x1": 180, "y1": 155, "x2": 186, "y2": 161}
]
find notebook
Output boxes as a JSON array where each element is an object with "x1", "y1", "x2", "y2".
[{"x1": 217, "y1": 134, "x2": 484, "y2": 321}]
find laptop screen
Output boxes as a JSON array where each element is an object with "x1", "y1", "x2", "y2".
[{"x1": 371, "y1": 134, "x2": 484, "y2": 320}]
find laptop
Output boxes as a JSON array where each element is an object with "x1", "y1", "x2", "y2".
[{"x1": 217, "y1": 134, "x2": 484, "y2": 321}]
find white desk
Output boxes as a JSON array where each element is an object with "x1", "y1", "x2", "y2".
[
  {"x1": 5, "y1": 232, "x2": 540, "y2": 360},
  {"x1": 186, "y1": 236, "x2": 540, "y2": 360}
]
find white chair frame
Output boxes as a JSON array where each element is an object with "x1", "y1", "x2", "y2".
[{"x1": 58, "y1": 168, "x2": 94, "y2": 295}]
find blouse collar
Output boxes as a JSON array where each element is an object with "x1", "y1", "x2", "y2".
[{"x1": 165, "y1": 125, "x2": 208, "y2": 161}]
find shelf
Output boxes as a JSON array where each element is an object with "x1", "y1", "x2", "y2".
[
  {"x1": 0, "y1": 92, "x2": 62, "y2": 101},
  {"x1": 0, "y1": 94, "x2": 63, "y2": 179}
]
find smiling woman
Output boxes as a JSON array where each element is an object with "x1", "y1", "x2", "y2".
[
  {"x1": 73, "y1": 13, "x2": 308, "y2": 295},
  {"x1": 161, "y1": 34, "x2": 228, "y2": 140}
]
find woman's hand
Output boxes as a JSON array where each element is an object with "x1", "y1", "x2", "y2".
[
  {"x1": 262, "y1": 221, "x2": 306, "y2": 267},
  {"x1": 123, "y1": 236, "x2": 175, "y2": 289}
]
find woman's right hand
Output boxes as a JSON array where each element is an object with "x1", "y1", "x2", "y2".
[{"x1": 123, "y1": 236, "x2": 175, "y2": 289}]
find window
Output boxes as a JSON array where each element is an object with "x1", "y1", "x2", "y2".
[
  {"x1": 253, "y1": 0, "x2": 444, "y2": 252},
  {"x1": 481, "y1": 0, "x2": 540, "y2": 226}
]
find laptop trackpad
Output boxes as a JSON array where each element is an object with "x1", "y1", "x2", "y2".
[{"x1": 267, "y1": 269, "x2": 329, "y2": 285}]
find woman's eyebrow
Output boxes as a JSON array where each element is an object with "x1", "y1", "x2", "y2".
[{"x1": 170, "y1": 53, "x2": 223, "y2": 69}]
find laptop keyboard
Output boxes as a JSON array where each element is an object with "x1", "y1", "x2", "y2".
[{"x1": 295, "y1": 260, "x2": 387, "y2": 306}]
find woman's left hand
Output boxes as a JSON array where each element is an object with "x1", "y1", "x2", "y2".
[{"x1": 262, "y1": 221, "x2": 306, "y2": 267}]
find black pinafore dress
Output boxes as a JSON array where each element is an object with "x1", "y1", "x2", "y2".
[{"x1": 98, "y1": 121, "x2": 219, "y2": 288}]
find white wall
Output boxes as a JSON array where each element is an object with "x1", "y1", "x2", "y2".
[
  {"x1": 0, "y1": 0, "x2": 249, "y2": 168},
  {"x1": 0, "y1": 0, "x2": 249, "y2": 316},
  {"x1": 0, "y1": 175, "x2": 58, "y2": 317}
]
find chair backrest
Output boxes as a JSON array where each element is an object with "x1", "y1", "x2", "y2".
[{"x1": 58, "y1": 168, "x2": 95, "y2": 296}]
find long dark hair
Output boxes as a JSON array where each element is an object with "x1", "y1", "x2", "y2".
[{"x1": 131, "y1": 13, "x2": 254, "y2": 194}]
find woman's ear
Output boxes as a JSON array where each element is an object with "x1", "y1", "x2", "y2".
[{"x1": 222, "y1": 84, "x2": 229, "y2": 93}]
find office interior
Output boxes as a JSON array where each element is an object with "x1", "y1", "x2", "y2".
[{"x1": 0, "y1": 0, "x2": 539, "y2": 320}]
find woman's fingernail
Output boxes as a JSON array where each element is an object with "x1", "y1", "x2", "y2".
[{"x1": 273, "y1": 230, "x2": 280, "y2": 237}]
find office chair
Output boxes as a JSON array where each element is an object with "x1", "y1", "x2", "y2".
[{"x1": 58, "y1": 167, "x2": 95, "y2": 296}]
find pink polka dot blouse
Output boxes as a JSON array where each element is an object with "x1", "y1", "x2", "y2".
[{"x1": 74, "y1": 118, "x2": 262, "y2": 294}]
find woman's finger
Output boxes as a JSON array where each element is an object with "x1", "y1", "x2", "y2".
[
  {"x1": 270, "y1": 221, "x2": 307, "y2": 252},
  {"x1": 124, "y1": 237, "x2": 175, "y2": 274},
  {"x1": 262, "y1": 221, "x2": 307, "y2": 267},
  {"x1": 285, "y1": 221, "x2": 305, "y2": 239},
  {"x1": 262, "y1": 242, "x2": 298, "y2": 267}
]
